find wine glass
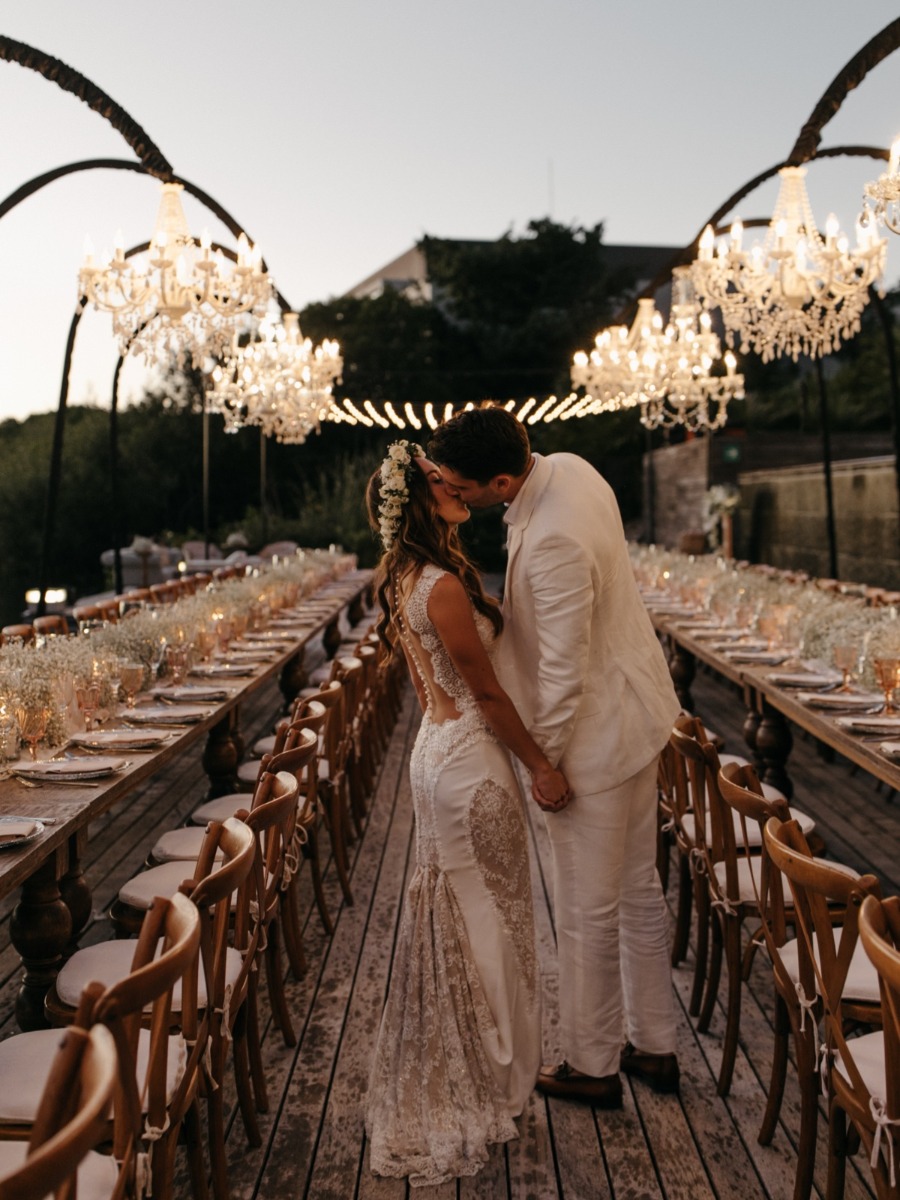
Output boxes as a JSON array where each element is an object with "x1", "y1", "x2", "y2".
[
  {"x1": 194, "y1": 627, "x2": 216, "y2": 663},
  {"x1": 75, "y1": 680, "x2": 101, "y2": 733},
  {"x1": 119, "y1": 662, "x2": 145, "y2": 710},
  {"x1": 164, "y1": 644, "x2": 189, "y2": 686},
  {"x1": 12, "y1": 701, "x2": 50, "y2": 761},
  {"x1": 873, "y1": 657, "x2": 900, "y2": 714},
  {"x1": 833, "y1": 642, "x2": 862, "y2": 693}
]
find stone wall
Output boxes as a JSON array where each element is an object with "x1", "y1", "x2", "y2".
[
  {"x1": 737, "y1": 456, "x2": 900, "y2": 586},
  {"x1": 644, "y1": 437, "x2": 709, "y2": 549}
]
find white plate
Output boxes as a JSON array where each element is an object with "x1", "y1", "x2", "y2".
[
  {"x1": 0, "y1": 817, "x2": 45, "y2": 850},
  {"x1": 767, "y1": 671, "x2": 841, "y2": 688},
  {"x1": 124, "y1": 705, "x2": 211, "y2": 725},
  {"x1": 191, "y1": 663, "x2": 256, "y2": 678},
  {"x1": 14, "y1": 755, "x2": 127, "y2": 780},
  {"x1": 835, "y1": 715, "x2": 900, "y2": 734},
  {"x1": 796, "y1": 691, "x2": 883, "y2": 710},
  {"x1": 724, "y1": 649, "x2": 790, "y2": 665},
  {"x1": 71, "y1": 729, "x2": 171, "y2": 750},
  {"x1": 879, "y1": 741, "x2": 900, "y2": 757},
  {"x1": 150, "y1": 684, "x2": 229, "y2": 703}
]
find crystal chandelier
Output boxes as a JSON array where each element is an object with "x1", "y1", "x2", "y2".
[
  {"x1": 690, "y1": 166, "x2": 885, "y2": 363},
  {"x1": 79, "y1": 181, "x2": 272, "y2": 366},
  {"x1": 570, "y1": 275, "x2": 744, "y2": 431},
  {"x1": 863, "y1": 136, "x2": 900, "y2": 233},
  {"x1": 208, "y1": 312, "x2": 342, "y2": 444}
]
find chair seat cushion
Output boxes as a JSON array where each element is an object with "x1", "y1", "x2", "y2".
[
  {"x1": 55, "y1": 937, "x2": 243, "y2": 1011},
  {"x1": 308, "y1": 664, "x2": 333, "y2": 687},
  {"x1": 833, "y1": 1029, "x2": 885, "y2": 1100},
  {"x1": 682, "y1": 795, "x2": 805, "y2": 848},
  {"x1": 191, "y1": 793, "x2": 253, "y2": 825},
  {"x1": 151, "y1": 826, "x2": 223, "y2": 863},
  {"x1": 778, "y1": 934, "x2": 881, "y2": 1004},
  {"x1": 0, "y1": 1025, "x2": 186, "y2": 1121},
  {"x1": 713, "y1": 854, "x2": 859, "y2": 907},
  {"x1": 0, "y1": 1140, "x2": 119, "y2": 1199},
  {"x1": 118, "y1": 861, "x2": 218, "y2": 910},
  {"x1": 253, "y1": 734, "x2": 278, "y2": 756},
  {"x1": 236, "y1": 759, "x2": 261, "y2": 784}
]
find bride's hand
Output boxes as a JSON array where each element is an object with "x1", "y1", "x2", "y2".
[{"x1": 531, "y1": 764, "x2": 571, "y2": 812}]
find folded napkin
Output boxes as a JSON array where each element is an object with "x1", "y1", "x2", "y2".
[{"x1": 0, "y1": 820, "x2": 38, "y2": 843}]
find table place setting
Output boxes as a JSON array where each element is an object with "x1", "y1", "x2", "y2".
[
  {"x1": 69, "y1": 727, "x2": 174, "y2": 751},
  {"x1": 10, "y1": 754, "x2": 130, "y2": 783},
  {"x1": 722, "y1": 646, "x2": 792, "y2": 665},
  {"x1": 793, "y1": 690, "x2": 883, "y2": 711},
  {"x1": 0, "y1": 816, "x2": 46, "y2": 850},
  {"x1": 877, "y1": 739, "x2": 900, "y2": 759},
  {"x1": 190, "y1": 662, "x2": 257, "y2": 679},
  {"x1": 149, "y1": 683, "x2": 232, "y2": 703},
  {"x1": 122, "y1": 704, "x2": 212, "y2": 726},
  {"x1": 834, "y1": 714, "x2": 900, "y2": 736},
  {"x1": 766, "y1": 667, "x2": 843, "y2": 688}
]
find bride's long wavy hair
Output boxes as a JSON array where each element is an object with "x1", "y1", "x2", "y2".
[{"x1": 365, "y1": 461, "x2": 502, "y2": 656}]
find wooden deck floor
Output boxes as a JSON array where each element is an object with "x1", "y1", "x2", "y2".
[{"x1": 1, "y1": 661, "x2": 897, "y2": 1199}]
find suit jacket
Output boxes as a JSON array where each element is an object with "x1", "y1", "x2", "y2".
[{"x1": 493, "y1": 453, "x2": 680, "y2": 792}]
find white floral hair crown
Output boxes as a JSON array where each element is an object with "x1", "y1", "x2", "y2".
[{"x1": 377, "y1": 440, "x2": 425, "y2": 550}]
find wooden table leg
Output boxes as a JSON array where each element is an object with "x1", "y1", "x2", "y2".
[
  {"x1": 59, "y1": 828, "x2": 92, "y2": 956},
  {"x1": 742, "y1": 684, "x2": 764, "y2": 774},
  {"x1": 279, "y1": 649, "x2": 307, "y2": 708},
  {"x1": 755, "y1": 699, "x2": 794, "y2": 800},
  {"x1": 667, "y1": 638, "x2": 696, "y2": 712},
  {"x1": 10, "y1": 846, "x2": 72, "y2": 1030},
  {"x1": 204, "y1": 711, "x2": 240, "y2": 797}
]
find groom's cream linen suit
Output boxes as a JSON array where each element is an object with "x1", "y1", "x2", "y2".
[{"x1": 494, "y1": 452, "x2": 680, "y2": 1077}]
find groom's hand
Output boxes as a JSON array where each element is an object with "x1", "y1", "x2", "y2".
[{"x1": 531, "y1": 765, "x2": 571, "y2": 812}]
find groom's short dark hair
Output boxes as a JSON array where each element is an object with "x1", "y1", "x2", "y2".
[{"x1": 429, "y1": 404, "x2": 531, "y2": 483}]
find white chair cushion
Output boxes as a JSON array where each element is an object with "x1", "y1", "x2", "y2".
[
  {"x1": 0, "y1": 1025, "x2": 186, "y2": 1121},
  {"x1": 833, "y1": 1029, "x2": 885, "y2": 1099},
  {"x1": 308, "y1": 664, "x2": 332, "y2": 686},
  {"x1": 151, "y1": 826, "x2": 223, "y2": 863},
  {"x1": 0, "y1": 1139, "x2": 119, "y2": 1199},
  {"x1": 118, "y1": 860, "x2": 219, "y2": 910},
  {"x1": 236, "y1": 759, "x2": 261, "y2": 784},
  {"x1": 682, "y1": 795, "x2": 805, "y2": 847},
  {"x1": 253, "y1": 734, "x2": 278, "y2": 756},
  {"x1": 713, "y1": 854, "x2": 859, "y2": 908},
  {"x1": 191, "y1": 793, "x2": 253, "y2": 825},
  {"x1": 777, "y1": 934, "x2": 881, "y2": 1004},
  {"x1": 55, "y1": 937, "x2": 243, "y2": 1011}
]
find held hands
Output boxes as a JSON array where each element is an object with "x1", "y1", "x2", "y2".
[{"x1": 531, "y1": 762, "x2": 572, "y2": 813}]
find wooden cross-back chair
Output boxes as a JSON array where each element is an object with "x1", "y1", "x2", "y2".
[
  {"x1": 0, "y1": 891, "x2": 202, "y2": 1200},
  {"x1": 0, "y1": 1021, "x2": 117, "y2": 1200},
  {"x1": 858, "y1": 895, "x2": 900, "y2": 1200},
  {"x1": 765, "y1": 817, "x2": 885, "y2": 1200}
]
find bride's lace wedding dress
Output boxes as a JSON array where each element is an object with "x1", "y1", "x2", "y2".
[{"x1": 365, "y1": 564, "x2": 540, "y2": 1187}]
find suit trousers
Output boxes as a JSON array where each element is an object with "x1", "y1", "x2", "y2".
[{"x1": 545, "y1": 756, "x2": 676, "y2": 1078}]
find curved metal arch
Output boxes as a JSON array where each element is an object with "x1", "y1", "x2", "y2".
[
  {"x1": 621, "y1": 144, "x2": 889, "y2": 322},
  {"x1": 0, "y1": 35, "x2": 173, "y2": 178},
  {"x1": 0, "y1": 158, "x2": 291, "y2": 310}
]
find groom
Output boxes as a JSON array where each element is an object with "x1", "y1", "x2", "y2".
[{"x1": 430, "y1": 406, "x2": 681, "y2": 1107}]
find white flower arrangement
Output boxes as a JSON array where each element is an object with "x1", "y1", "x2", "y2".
[
  {"x1": 0, "y1": 551, "x2": 356, "y2": 752},
  {"x1": 378, "y1": 440, "x2": 424, "y2": 550}
]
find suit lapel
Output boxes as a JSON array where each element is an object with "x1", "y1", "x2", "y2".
[{"x1": 501, "y1": 455, "x2": 550, "y2": 619}]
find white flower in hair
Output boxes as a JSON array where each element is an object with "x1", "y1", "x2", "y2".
[{"x1": 377, "y1": 439, "x2": 425, "y2": 550}]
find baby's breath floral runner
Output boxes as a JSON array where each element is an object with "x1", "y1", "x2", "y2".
[
  {"x1": 0, "y1": 550, "x2": 353, "y2": 752},
  {"x1": 630, "y1": 544, "x2": 900, "y2": 689}
]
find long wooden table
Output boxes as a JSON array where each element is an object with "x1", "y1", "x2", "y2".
[
  {"x1": 0, "y1": 570, "x2": 372, "y2": 1029},
  {"x1": 651, "y1": 608, "x2": 900, "y2": 801}
]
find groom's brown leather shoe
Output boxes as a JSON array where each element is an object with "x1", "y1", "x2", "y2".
[
  {"x1": 536, "y1": 1061, "x2": 623, "y2": 1108},
  {"x1": 620, "y1": 1043, "x2": 680, "y2": 1094}
]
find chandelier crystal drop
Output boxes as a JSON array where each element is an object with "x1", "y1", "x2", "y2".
[
  {"x1": 79, "y1": 182, "x2": 273, "y2": 367},
  {"x1": 689, "y1": 166, "x2": 885, "y2": 363},
  {"x1": 570, "y1": 274, "x2": 744, "y2": 432},
  {"x1": 863, "y1": 135, "x2": 900, "y2": 234},
  {"x1": 208, "y1": 312, "x2": 342, "y2": 445}
]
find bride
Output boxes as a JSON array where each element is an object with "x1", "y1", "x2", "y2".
[{"x1": 363, "y1": 440, "x2": 570, "y2": 1187}]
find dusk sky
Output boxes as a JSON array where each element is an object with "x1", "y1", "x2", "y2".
[{"x1": 3, "y1": 2, "x2": 900, "y2": 422}]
